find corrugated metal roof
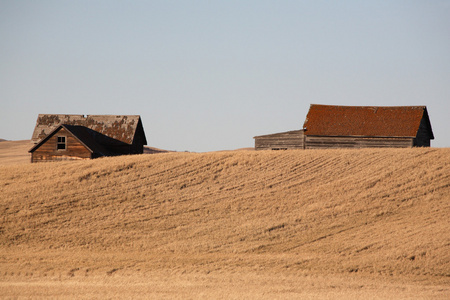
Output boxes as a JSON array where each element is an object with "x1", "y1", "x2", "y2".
[
  {"x1": 303, "y1": 105, "x2": 429, "y2": 137},
  {"x1": 31, "y1": 114, "x2": 146, "y2": 145}
]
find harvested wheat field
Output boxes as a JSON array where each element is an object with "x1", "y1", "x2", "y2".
[
  {"x1": 0, "y1": 140, "x2": 31, "y2": 165},
  {"x1": 1, "y1": 146, "x2": 449, "y2": 299}
]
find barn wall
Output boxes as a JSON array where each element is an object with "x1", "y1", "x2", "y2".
[
  {"x1": 305, "y1": 136, "x2": 414, "y2": 149},
  {"x1": 31, "y1": 128, "x2": 92, "y2": 163},
  {"x1": 130, "y1": 121, "x2": 146, "y2": 154},
  {"x1": 255, "y1": 131, "x2": 304, "y2": 150},
  {"x1": 131, "y1": 139, "x2": 144, "y2": 154},
  {"x1": 414, "y1": 117, "x2": 432, "y2": 147}
]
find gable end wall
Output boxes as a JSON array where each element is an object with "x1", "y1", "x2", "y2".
[
  {"x1": 31, "y1": 128, "x2": 92, "y2": 162},
  {"x1": 414, "y1": 116, "x2": 432, "y2": 147}
]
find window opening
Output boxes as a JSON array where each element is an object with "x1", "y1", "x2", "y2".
[{"x1": 57, "y1": 136, "x2": 66, "y2": 150}]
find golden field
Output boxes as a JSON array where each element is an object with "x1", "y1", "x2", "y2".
[{"x1": 0, "y1": 140, "x2": 449, "y2": 299}]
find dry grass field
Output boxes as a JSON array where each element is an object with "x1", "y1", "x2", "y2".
[
  {"x1": 0, "y1": 140, "x2": 31, "y2": 165},
  {"x1": 0, "y1": 140, "x2": 449, "y2": 299}
]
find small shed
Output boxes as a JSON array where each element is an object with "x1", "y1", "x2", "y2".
[
  {"x1": 254, "y1": 130, "x2": 305, "y2": 150},
  {"x1": 29, "y1": 114, "x2": 147, "y2": 162},
  {"x1": 303, "y1": 104, "x2": 434, "y2": 149}
]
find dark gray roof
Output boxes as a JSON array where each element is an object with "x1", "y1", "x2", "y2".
[{"x1": 253, "y1": 130, "x2": 304, "y2": 139}]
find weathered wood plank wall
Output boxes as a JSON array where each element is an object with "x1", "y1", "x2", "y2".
[
  {"x1": 255, "y1": 130, "x2": 304, "y2": 150},
  {"x1": 304, "y1": 136, "x2": 414, "y2": 149},
  {"x1": 31, "y1": 128, "x2": 92, "y2": 162},
  {"x1": 414, "y1": 117, "x2": 432, "y2": 147}
]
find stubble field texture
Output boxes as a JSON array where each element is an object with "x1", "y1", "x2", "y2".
[{"x1": 0, "y1": 140, "x2": 449, "y2": 299}]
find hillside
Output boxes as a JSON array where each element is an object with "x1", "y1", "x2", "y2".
[
  {"x1": 1, "y1": 148, "x2": 449, "y2": 298},
  {"x1": 0, "y1": 140, "x2": 31, "y2": 165},
  {"x1": 0, "y1": 140, "x2": 172, "y2": 165}
]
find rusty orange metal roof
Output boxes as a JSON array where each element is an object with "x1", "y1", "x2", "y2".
[{"x1": 303, "y1": 105, "x2": 431, "y2": 137}]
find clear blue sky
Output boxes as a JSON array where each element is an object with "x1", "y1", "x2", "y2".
[{"x1": 1, "y1": 1, "x2": 449, "y2": 151}]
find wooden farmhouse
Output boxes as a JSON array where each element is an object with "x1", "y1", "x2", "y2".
[
  {"x1": 254, "y1": 105, "x2": 434, "y2": 150},
  {"x1": 29, "y1": 114, "x2": 147, "y2": 163}
]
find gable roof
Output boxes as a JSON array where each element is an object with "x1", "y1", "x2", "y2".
[
  {"x1": 303, "y1": 104, "x2": 433, "y2": 138},
  {"x1": 31, "y1": 114, "x2": 147, "y2": 145},
  {"x1": 29, "y1": 124, "x2": 113, "y2": 156}
]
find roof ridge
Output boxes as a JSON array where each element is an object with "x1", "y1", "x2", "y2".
[{"x1": 310, "y1": 104, "x2": 426, "y2": 109}]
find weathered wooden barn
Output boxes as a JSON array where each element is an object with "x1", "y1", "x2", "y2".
[
  {"x1": 29, "y1": 114, "x2": 147, "y2": 162},
  {"x1": 254, "y1": 105, "x2": 434, "y2": 150},
  {"x1": 303, "y1": 105, "x2": 434, "y2": 149}
]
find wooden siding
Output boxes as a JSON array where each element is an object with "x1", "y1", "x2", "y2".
[
  {"x1": 304, "y1": 136, "x2": 414, "y2": 149},
  {"x1": 31, "y1": 128, "x2": 92, "y2": 163},
  {"x1": 255, "y1": 130, "x2": 304, "y2": 150}
]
